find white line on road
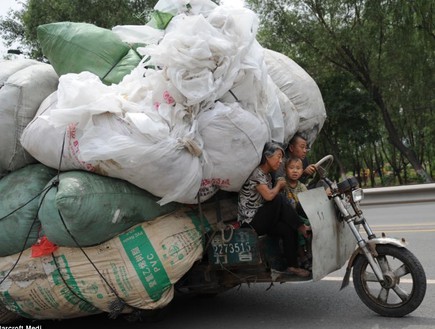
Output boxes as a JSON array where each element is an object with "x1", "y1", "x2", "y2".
[{"x1": 323, "y1": 276, "x2": 435, "y2": 284}]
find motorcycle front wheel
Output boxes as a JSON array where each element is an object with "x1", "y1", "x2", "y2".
[{"x1": 352, "y1": 244, "x2": 427, "y2": 317}]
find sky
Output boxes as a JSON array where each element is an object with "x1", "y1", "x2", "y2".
[
  {"x1": 0, "y1": 0, "x2": 23, "y2": 58},
  {"x1": 0, "y1": 0, "x2": 22, "y2": 17}
]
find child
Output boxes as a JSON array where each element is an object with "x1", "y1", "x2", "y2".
[
  {"x1": 283, "y1": 156, "x2": 312, "y2": 271},
  {"x1": 287, "y1": 133, "x2": 316, "y2": 184}
]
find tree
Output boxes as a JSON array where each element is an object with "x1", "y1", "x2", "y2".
[
  {"x1": 0, "y1": 6, "x2": 26, "y2": 56},
  {"x1": 1, "y1": 0, "x2": 158, "y2": 58},
  {"x1": 248, "y1": 0, "x2": 434, "y2": 183},
  {"x1": 318, "y1": 72, "x2": 381, "y2": 177}
]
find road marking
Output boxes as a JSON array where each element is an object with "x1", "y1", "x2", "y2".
[
  {"x1": 371, "y1": 223, "x2": 435, "y2": 227},
  {"x1": 373, "y1": 229, "x2": 435, "y2": 233},
  {"x1": 362, "y1": 223, "x2": 435, "y2": 234},
  {"x1": 323, "y1": 276, "x2": 435, "y2": 284}
]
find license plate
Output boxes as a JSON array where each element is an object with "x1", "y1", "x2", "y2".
[{"x1": 208, "y1": 228, "x2": 261, "y2": 266}]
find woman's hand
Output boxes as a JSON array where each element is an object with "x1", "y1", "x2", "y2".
[
  {"x1": 276, "y1": 177, "x2": 286, "y2": 190},
  {"x1": 257, "y1": 178, "x2": 286, "y2": 201}
]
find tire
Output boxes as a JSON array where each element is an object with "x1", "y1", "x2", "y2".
[{"x1": 353, "y1": 244, "x2": 427, "y2": 317}]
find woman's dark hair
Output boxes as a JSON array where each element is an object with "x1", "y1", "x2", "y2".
[{"x1": 260, "y1": 142, "x2": 284, "y2": 165}]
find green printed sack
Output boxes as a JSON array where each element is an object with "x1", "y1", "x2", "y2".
[{"x1": 0, "y1": 209, "x2": 203, "y2": 320}]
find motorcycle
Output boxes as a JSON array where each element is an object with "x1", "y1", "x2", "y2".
[{"x1": 173, "y1": 155, "x2": 427, "y2": 318}]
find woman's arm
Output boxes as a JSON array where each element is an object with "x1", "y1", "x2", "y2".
[{"x1": 256, "y1": 179, "x2": 286, "y2": 201}]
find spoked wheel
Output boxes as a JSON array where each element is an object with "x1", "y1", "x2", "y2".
[{"x1": 353, "y1": 244, "x2": 427, "y2": 317}]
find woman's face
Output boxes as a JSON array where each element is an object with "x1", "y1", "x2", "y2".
[{"x1": 266, "y1": 150, "x2": 284, "y2": 172}]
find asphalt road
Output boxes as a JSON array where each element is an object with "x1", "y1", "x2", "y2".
[{"x1": 7, "y1": 201, "x2": 435, "y2": 329}]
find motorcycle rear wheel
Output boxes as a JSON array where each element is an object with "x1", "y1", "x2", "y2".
[{"x1": 352, "y1": 244, "x2": 426, "y2": 317}]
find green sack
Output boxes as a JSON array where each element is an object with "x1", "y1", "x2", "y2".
[
  {"x1": 38, "y1": 171, "x2": 181, "y2": 247},
  {"x1": 37, "y1": 22, "x2": 142, "y2": 85},
  {"x1": 148, "y1": 10, "x2": 174, "y2": 29},
  {"x1": 0, "y1": 164, "x2": 57, "y2": 256}
]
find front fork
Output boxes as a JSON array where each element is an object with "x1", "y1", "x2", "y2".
[
  {"x1": 333, "y1": 196, "x2": 385, "y2": 283},
  {"x1": 346, "y1": 219, "x2": 385, "y2": 282}
]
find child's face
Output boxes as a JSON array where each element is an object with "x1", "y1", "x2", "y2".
[{"x1": 286, "y1": 159, "x2": 304, "y2": 181}]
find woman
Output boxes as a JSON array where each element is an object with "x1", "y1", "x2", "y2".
[{"x1": 237, "y1": 141, "x2": 311, "y2": 277}]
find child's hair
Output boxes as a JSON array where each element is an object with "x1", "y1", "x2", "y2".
[{"x1": 285, "y1": 155, "x2": 303, "y2": 169}]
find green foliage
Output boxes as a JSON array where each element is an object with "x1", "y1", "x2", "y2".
[
  {"x1": 1, "y1": 0, "x2": 158, "y2": 58},
  {"x1": 248, "y1": 0, "x2": 434, "y2": 184},
  {"x1": 0, "y1": 7, "x2": 26, "y2": 54}
]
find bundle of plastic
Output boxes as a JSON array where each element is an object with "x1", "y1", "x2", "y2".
[
  {"x1": 0, "y1": 59, "x2": 41, "y2": 88},
  {"x1": 263, "y1": 49, "x2": 326, "y2": 146},
  {"x1": 21, "y1": 0, "x2": 326, "y2": 205},
  {"x1": 0, "y1": 61, "x2": 59, "y2": 177}
]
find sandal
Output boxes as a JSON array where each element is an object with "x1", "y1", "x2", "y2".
[{"x1": 287, "y1": 267, "x2": 311, "y2": 278}]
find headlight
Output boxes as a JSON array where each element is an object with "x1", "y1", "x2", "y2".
[{"x1": 352, "y1": 188, "x2": 364, "y2": 202}]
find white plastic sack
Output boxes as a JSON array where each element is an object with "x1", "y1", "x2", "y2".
[
  {"x1": 112, "y1": 25, "x2": 164, "y2": 46},
  {"x1": 20, "y1": 91, "x2": 74, "y2": 171},
  {"x1": 154, "y1": 0, "x2": 218, "y2": 17},
  {"x1": 0, "y1": 63, "x2": 59, "y2": 176},
  {"x1": 21, "y1": 2, "x2": 325, "y2": 205},
  {"x1": 263, "y1": 48, "x2": 326, "y2": 145},
  {"x1": 198, "y1": 102, "x2": 268, "y2": 200},
  {"x1": 218, "y1": 48, "x2": 300, "y2": 144},
  {"x1": 141, "y1": 6, "x2": 259, "y2": 109},
  {"x1": 21, "y1": 84, "x2": 204, "y2": 205},
  {"x1": 217, "y1": 39, "x2": 284, "y2": 142},
  {"x1": 21, "y1": 73, "x2": 272, "y2": 205},
  {"x1": 79, "y1": 117, "x2": 203, "y2": 205},
  {"x1": 0, "y1": 59, "x2": 41, "y2": 88},
  {"x1": 112, "y1": 0, "x2": 219, "y2": 46},
  {"x1": 268, "y1": 76, "x2": 300, "y2": 144}
]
